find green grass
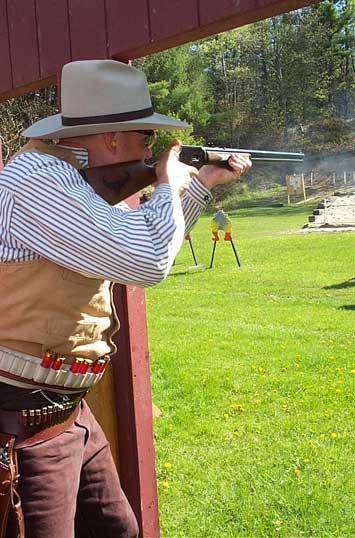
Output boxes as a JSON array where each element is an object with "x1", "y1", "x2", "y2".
[
  {"x1": 146, "y1": 204, "x2": 355, "y2": 538},
  {"x1": 221, "y1": 184, "x2": 288, "y2": 211}
]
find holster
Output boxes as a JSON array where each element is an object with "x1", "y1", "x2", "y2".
[
  {"x1": 0, "y1": 391, "x2": 82, "y2": 538},
  {"x1": 0, "y1": 433, "x2": 24, "y2": 538}
]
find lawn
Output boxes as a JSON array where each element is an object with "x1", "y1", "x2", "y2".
[{"x1": 145, "y1": 203, "x2": 355, "y2": 538}]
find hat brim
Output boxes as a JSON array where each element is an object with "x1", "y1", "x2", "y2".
[{"x1": 22, "y1": 112, "x2": 191, "y2": 139}]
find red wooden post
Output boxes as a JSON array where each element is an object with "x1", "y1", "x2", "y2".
[
  {"x1": 112, "y1": 285, "x2": 160, "y2": 538},
  {"x1": 111, "y1": 194, "x2": 160, "y2": 538}
]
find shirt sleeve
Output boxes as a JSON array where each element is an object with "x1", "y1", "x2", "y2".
[
  {"x1": 180, "y1": 176, "x2": 212, "y2": 233},
  {"x1": 10, "y1": 155, "x2": 186, "y2": 287}
]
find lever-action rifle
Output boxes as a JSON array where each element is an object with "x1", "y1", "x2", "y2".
[
  {"x1": 99, "y1": 145, "x2": 305, "y2": 202},
  {"x1": 179, "y1": 145, "x2": 304, "y2": 167}
]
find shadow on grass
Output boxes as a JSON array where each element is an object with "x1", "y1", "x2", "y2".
[
  {"x1": 169, "y1": 266, "x2": 207, "y2": 277},
  {"x1": 324, "y1": 278, "x2": 355, "y2": 290},
  {"x1": 338, "y1": 304, "x2": 355, "y2": 311}
]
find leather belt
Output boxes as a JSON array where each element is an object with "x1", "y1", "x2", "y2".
[{"x1": 0, "y1": 404, "x2": 80, "y2": 449}]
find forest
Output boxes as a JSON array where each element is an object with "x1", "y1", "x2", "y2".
[{"x1": 1, "y1": 0, "x2": 354, "y2": 200}]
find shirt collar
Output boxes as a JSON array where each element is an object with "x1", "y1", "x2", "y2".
[{"x1": 56, "y1": 145, "x2": 89, "y2": 168}]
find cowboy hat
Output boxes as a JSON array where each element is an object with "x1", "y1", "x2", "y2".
[{"x1": 22, "y1": 60, "x2": 191, "y2": 139}]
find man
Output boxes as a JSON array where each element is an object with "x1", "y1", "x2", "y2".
[{"x1": 0, "y1": 59, "x2": 251, "y2": 538}]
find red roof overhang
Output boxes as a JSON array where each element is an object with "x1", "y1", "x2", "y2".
[{"x1": 0, "y1": 0, "x2": 319, "y2": 102}]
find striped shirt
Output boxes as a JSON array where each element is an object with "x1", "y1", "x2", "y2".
[{"x1": 0, "y1": 147, "x2": 211, "y2": 287}]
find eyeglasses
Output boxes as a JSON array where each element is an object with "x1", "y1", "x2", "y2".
[{"x1": 132, "y1": 130, "x2": 157, "y2": 148}]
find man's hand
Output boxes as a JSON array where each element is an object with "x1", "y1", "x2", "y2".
[
  {"x1": 155, "y1": 139, "x2": 198, "y2": 194},
  {"x1": 198, "y1": 153, "x2": 252, "y2": 191}
]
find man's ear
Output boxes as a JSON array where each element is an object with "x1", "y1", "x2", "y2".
[{"x1": 103, "y1": 132, "x2": 118, "y2": 154}]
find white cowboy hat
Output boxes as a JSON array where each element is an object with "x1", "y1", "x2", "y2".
[{"x1": 22, "y1": 60, "x2": 191, "y2": 139}]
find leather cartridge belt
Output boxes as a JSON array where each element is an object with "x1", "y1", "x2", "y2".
[
  {"x1": 0, "y1": 346, "x2": 110, "y2": 393},
  {"x1": 0, "y1": 399, "x2": 81, "y2": 448}
]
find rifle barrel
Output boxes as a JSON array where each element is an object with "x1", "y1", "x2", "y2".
[{"x1": 179, "y1": 145, "x2": 304, "y2": 166}]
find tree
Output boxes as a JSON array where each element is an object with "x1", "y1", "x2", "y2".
[
  {"x1": 0, "y1": 87, "x2": 57, "y2": 162},
  {"x1": 134, "y1": 44, "x2": 212, "y2": 134}
]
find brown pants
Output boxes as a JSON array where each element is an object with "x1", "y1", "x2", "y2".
[{"x1": 5, "y1": 400, "x2": 138, "y2": 538}]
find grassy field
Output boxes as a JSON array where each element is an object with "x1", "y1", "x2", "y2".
[{"x1": 145, "y1": 203, "x2": 355, "y2": 538}]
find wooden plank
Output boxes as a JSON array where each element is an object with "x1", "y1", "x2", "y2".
[
  {"x1": 68, "y1": 0, "x2": 108, "y2": 60},
  {"x1": 0, "y1": 76, "x2": 56, "y2": 104},
  {"x1": 258, "y1": 0, "x2": 294, "y2": 6},
  {"x1": 7, "y1": 0, "x2": 40, "y2": 88},
  {"x1": 199, "y1": 0, "x2": 257, "y2": 25},
  {"x1": 35, "y1": 0, "x2": 71, "y2": 79},
  {"x1": 0, "y1": 0, "x2": 12, "y2": 94},
  {"x1": 149, "y1": 0, "x2": 199, "y2": 41},
  {"x1": 106, "y1": 0, "x2": 150, "y2": 57}
]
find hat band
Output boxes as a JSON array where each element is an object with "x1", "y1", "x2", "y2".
[{"x1": 61, "y1": 107, "x2": 154, "y2": 127}]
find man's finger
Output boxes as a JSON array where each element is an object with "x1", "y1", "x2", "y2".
[
  {"x1": 229, "y1": 153, "x2": 251, "y2": 164},
  {"x1": 168, "y1": 139, "x2": 182, "y2": 158},
  {"x1": 228, "y1": 153, "x2": 252, "y2": 172},
  {"x1": 169, "y1": 138, "x2": 182, "y2": 149}
]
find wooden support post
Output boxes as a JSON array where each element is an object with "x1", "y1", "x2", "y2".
[
  {"x1": 333, "y1": 172, "x2": 336, "y2": 185},
  {"x1": 112, "y1": 284, "x2": 160, "y2": 538},
  {"x1": 112, "y1": 194, "x2": 159, "y2": 538},
  {"x1": 310, "y1": 171, "x2": 313, "y2": 186},
  {"x1": 344, "y1": 171, "x2": 347, "y2": 185},
  {"x1": 302, "y1": 174, "x2": 306, "y2": 202},
  {"x1": 286, "y1": 175, "x2": 290, "y2": 204}
]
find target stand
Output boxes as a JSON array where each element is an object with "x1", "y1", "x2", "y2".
[
  {"x1": 173, "y1": 233, "x2": 200, "y2": 268},
  {"x1": 209, "y1": 210, "x2": 241, "y2": 269}
]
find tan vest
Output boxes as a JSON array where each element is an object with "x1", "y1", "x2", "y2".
[{"x1": 0, "y1": 143, "x2": 119, "y2": 360}]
